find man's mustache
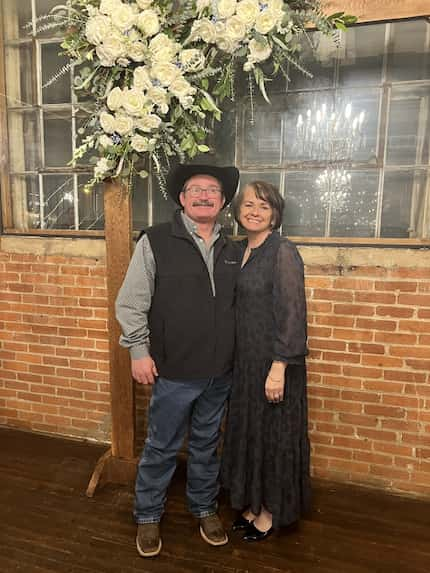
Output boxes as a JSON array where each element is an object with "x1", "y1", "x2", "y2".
[{"x1": 192, "y1": 200, "x2": 214, "y2": 206}]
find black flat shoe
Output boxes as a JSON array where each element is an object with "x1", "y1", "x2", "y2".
[
  {"x1": 232, "y1": 515, "x2": 253, "y2": 531},
  {"x1": 243, "y1": 522, "x2": 274, "y2": 542}
]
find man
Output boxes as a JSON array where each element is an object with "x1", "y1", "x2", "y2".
[{"x1": 115, "y1": 163, "x2": 240, "y2": 557}]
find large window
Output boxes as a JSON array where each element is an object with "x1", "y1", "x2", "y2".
[
  {"x1": 1, "y1": 4, "x2": 429, "y2": 241},
  {"x1": 234, "y1": 20, "x2": 430, "y2": 240}
]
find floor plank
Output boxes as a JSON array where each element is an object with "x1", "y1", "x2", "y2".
[{"x1": 0, "y1": 427, "x2": 429, "y2": 573}]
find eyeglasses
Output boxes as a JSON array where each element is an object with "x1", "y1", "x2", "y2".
[{"x1": 185, "y1": 186, "x2": 222, "y2": 197}]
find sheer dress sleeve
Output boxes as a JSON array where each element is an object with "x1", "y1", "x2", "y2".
[{"x1": 272, "y1": 239, "x2": 308, "y2": 364}]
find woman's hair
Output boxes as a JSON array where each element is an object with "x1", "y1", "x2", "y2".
[{"x1": 233, "y1": 180, "x2": 285, "y2": 230}]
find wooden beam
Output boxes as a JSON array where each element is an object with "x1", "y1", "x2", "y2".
[
  {"x1": 87, "y1": 179, "x2": 136, "y2": 494},
  {"x1": 0, "y1": 1, "x2": 12, "y2": 229},
  {"x1": 104, "y1": 179, "x2": 135, "y2": 459},
  {"x1": 321, "y1": 0, "x2": 430, "y2": 22}
]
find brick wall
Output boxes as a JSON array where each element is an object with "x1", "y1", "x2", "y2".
[
  {"x1": 303, "y1": 246, "x2": 430, "y2": 497},
  {"x1": 0, "y1": 239, "x2": 111, "y2": 441},
  {"x1": 0, "y1": 238, "x2": 429, "y2": 499}
]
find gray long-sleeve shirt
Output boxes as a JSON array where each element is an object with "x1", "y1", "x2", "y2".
[{"x1": 115, "y1": 211, "x2": 221, "y2": 360}]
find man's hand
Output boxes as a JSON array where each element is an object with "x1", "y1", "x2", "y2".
[{"x1": 131, "y1": 356, "x2": 158, "y2": 385}]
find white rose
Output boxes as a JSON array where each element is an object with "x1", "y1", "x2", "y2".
[
  {"x1": 179, "y1": 95, "x2": 194, "y2": 109},
  {"x1": 112, "y1": 3, "x2": 136, "y2": 31},
  {"x1": 96, "y1": 36, "x2": 127, "y2": 66},
  {"x1": 248, "y1": 38, "x2": 272, "y2": 62},
  {"x1": 99, "y1": 0, "x2": 122, "y2": 16},
  {"x1": 131, "y1": 134, "x2": 150, "y2": 152},
  {"x1": 217, "y1": 0, "x2": 237, "y2": 19},
  {"x1": 114, "y1": 114, "x2": 134, "y2": 135},
  {"x1": 149, "y1": 33, "x2": 179, "y2": 62},
  {"x1": 255, "y1": 10, "x2": 278, "y2": 34},
  {"x1": 169, "y1": 77, "x2": 196, "y2": 99},
  {"x1": 136, "y1": 114, "x2": 161, "y2": 132},
  {"x1": 107, "y1": 87, "x2": 123, "y2": 111},
  {"x1": 128, "y1": 41, "x2": 146, "y2": 62},
  {"x1": 189, "y1": 19, "x2": 217, "y2": 43},
  {"x1": 94, "y1": 157, "x2": 112, "y2": 178},
  {"x1": 136, "y1": 0, "x2": 153, "y2": 8},
  {"x1": 147, "y1": 86, "x2": 169, "y2": 114},
  {"x1": 136, "y1": 9, "x2": 160, "y2": 37},
  {"x1": 151, "y1": 62, "x2": 180, "y2": 86},
  {"x1": 216, "y1": 36, "x2": 239, "y2": 54},
  {"x1": 236, "y1": 0, "x2": 259, "y2": 27},
  {"x1": 133, "y1": 66, "x2": 153, "y2": 90},
  {"x1": 85, "y1": 15, "x2": 111, "y2": 45},
  {"x1": 99, "y1": 134, "x2": 113, "y2": 148},
  {"x1": 100, "y1": 111, "x2": 116, "y2": 133},
  {"x1": 224, "y1": 15, "x2": 247, "y2": 41},
  {"x1": 179, "y1": 49, "x2": 205, "y2": 72},
  {"x1": 243, "y1": 61, "x2": 254, "y2": 72},
  {"x1": 122, "y1": 88, "x2": 146, "y2": 116}
]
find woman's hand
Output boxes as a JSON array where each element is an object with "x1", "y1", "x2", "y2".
[{"x1": 265, "y1": 361, "x2": 287, "y2": 403}]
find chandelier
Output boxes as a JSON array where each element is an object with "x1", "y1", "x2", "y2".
[{"x1": 294, "y1": 101, "x2": 366, "y2": 211}]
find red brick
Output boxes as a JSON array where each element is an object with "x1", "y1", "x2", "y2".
[
  {"x1": 364, "y1": 404, "x2": 405, "y2": 419},
  {"x1": 375, "y1": 306, "x2": 414, "y2": 318},
  {"x1": 362, "y1": 355, "x2": 403, "y2": 368},
  {"x1": 374, "y1": 281, "x2": 417, "y2": 293},
  {"x1": 341, "y1": 390, "x2": 381, "y2": 403},
  {"x1": 313, "y1": 289, "x2": 353, "y2": 302},
  {"x1": 356, "y1": 318, "x2": 397, "y2": 331},
  {"x1": 343, "y1": 365, "x2": 382, "y2": 379},
  {"x1": 323, "y1": 351, "x2": 361, "y2": 363},
  {"x1": 375, "y1": 332, "x2": 417, "y2": 345},
  {"x1": 334, "y1": 304, "x2": 374, "y2": 316},
  {"x1": 348, "y1": 343, "x2": 385, "y2": 354}
]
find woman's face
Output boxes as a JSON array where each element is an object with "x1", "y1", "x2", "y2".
[{"x1": 239, "y1": 185, "x2": 273, "y2": 233}]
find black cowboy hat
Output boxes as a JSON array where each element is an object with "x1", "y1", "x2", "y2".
[{"x1": 167, "y1": 163, "x2": 240, "y2": 207}]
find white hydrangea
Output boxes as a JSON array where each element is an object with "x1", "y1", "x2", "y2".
[
  {"x1": 98, "y1": 135, "x2": 113, "y2": 148},
  {"x1": 85, "y1": 15, "x2": 111, "y2": 45},
  {"x1": 94, "y1": 157, "x2": 112, "y2": 178}
]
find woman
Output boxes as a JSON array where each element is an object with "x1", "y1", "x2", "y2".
[{"x1": 221, "y1": 181, "x2": 310, "y2": 541}]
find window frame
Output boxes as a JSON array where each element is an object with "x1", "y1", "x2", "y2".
[{"x1": 1, "y1": 1, "x2": 429, "y2": 244}]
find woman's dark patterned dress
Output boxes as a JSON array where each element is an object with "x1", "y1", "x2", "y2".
[{"x1": 221, "y1": 232, "x2": 311, "y2": 529}]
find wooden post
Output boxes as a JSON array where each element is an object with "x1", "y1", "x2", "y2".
[{"x1": 86, "y1": 180, "x2": 137, "y2": 496}]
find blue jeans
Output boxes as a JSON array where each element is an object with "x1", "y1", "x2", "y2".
[{"x1": 134, "y1": 373, "x2": 232, "y2": 524}]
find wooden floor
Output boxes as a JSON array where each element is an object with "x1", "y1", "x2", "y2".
[{"x1": 0, "y1": 427, "x2": 429, "y2": 573}]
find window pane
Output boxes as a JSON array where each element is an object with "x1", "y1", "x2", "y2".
[
  {"x1": 386, "y1": 85, "x2": 430, "y2": 166},
  {"x1": 42, "y1": 175, "x2": 75, "y2": 229},
  {"x1": 41, "y1": 43, "x2": 71, "y2": 104},
  {"x1": 338, "y1": 24, "x2": 385, "y2": 87},
  {"x1": 287, "y1": 32, "x2": 336, "y2": 91},
  {"x1": 284, "y1": 171, "x2": 325, "y2": 237},
  {"x1": 78, "y1": 176, "x2": 104, "y2": 230},
  {"x1": 329, "y1": 170, "x2": 379, "y2": 237},
  {"x1": 387, "y1": 20, "x2": 430, "y2": 82},
  {"x1": 4, "y1": 43, "x2": 35, "y2": 107},
  {"x1": 132, "y1": 176, "x2": 150, "y2": 232},
  {"x1": 8, "y1": 109, "x2": 40, "y2": 172},
  {"x1": 1, "y1": 0, "x2": 32, "y2": 41},
  {"x1": 335, "y1": 88, "x2": 380, "y2": 163},
  {"x1": 241, "y1": 107, "x2": 282, "y2": 166},
  {"x1": 381, "y1": 170, "x2": 429, "y2": 238},
  {"x1": 43, "y1": 111, "x2": 73, "y2": 167},
  {"x1": 36, "y1": 0, "x2": 64, "y2": 38},
  {"x1": 10, "y1": 174, "x2": 40, "y2": 230},
  {"x1": 151, "y1": 175, "x2": 176, "y2": 225}
]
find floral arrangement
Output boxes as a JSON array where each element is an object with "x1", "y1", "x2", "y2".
[{"x1": 46, "y1": 0, "x2": 355, "y2": 191}]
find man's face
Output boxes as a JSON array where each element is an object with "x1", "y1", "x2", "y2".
[{"x1": 179, "y1": 175, "x2": 225, "y2": 224}]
